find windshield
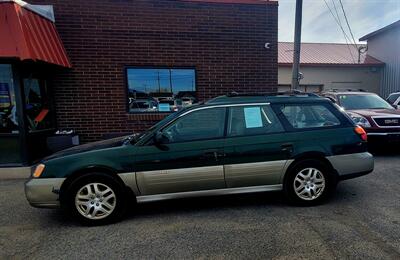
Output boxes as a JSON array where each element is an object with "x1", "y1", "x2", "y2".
[{"x1": 338, "y1": 94, "x2": 394, "y2": 110}]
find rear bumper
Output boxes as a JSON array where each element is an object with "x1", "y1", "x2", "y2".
[
  {"x1": 25, "y1": 178, "x2": 65, "y2": 208},
  {"x1": 327, "y1": 152, "x2": 374, "y2": 180}
]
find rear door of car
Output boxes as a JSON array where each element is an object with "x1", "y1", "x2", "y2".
[
  {"x1": 223, "y1": 103, "x2": 292, "y2": 188},
  {"x1": 133, "y1": 107, "x2": 227, "y2": 195}
]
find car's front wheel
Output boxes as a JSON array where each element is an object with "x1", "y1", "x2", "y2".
[
  {"x1": 284, "y1": 159, "x2": 336, "y2": 206},
  {"x1": 64, "y1": 173, "x2": 127, "y2": 225}
]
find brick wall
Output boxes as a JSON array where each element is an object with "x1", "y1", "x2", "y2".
[{"x1": 30, "y1": 0, "x2": 278, "y2": 143}]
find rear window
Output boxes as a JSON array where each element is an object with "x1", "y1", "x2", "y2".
[{"x1": 278, "y1": 104, "x2": 341, "y2": 129}]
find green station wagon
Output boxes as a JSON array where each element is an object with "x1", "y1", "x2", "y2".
[{"x1": 25, "y1": 92, "x2": 374, "y2": 225}]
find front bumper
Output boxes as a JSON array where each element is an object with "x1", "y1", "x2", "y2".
[
  {"x1": 25, "y1": 178, "x2": 65, "y2": 208},
  {"x1": 327, "y1": 152, "x2": 374, "y2": 180},
  {"x1": 367, "y1": 132, "x2": 400, "y2": 142}
]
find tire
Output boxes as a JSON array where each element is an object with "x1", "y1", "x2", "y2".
[
  {"x1": 63, "y1": 172, "x2": 127, "y2": 225},
  {"x1": 284, "y1": 159, "x2": 337, "y2": 206}
]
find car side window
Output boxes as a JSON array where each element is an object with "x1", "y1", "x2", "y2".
[
  {"x1": 162, "y1": 107, "x2": 226, "y2": 143},
  {"x1": 279, "y1": 104, "x2": 341, "y2": 129},
  {"x1": 227, "y1": 105, "x2": 284, "y2": 137}
]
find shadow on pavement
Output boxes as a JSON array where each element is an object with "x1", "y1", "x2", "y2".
[
  {"x1": 127, "y1": 191, "x2": 286, "y2": 219},
  {"x1": 44, "y1": 169, "x2": 376, "y2": 226},
  {"x1": 46, "y1": 191, "x2": 288, "y2": 226},
  {"x1": 368, "y1": 145, "x2": 400, "y2": 157}
]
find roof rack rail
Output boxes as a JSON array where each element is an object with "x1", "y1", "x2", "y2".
[
  {"x1": 226, "y1": 90, "x2": 319, "y2": 97},
  {"x1": 342, "y1": 89, "x2": 368, "y2": 92},
  {"x1": 324, "y1": 88, "x2": 368, "y2": 93}
]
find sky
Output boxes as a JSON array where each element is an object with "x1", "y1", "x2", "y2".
[
  {"x1": 127, "y1": 69, "x2": 195, "y2": 94},
  {"x1": 278, "y1": 0, "x2": 400, "y2": 43}
]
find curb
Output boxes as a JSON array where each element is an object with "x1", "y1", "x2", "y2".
[{"x1": 0, "y1": 167, "x2": 31, "y2": 180}]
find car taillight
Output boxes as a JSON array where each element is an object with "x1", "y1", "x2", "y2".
[{"x1": 354, "y1": 126, "x2": 367, "y2": 141}]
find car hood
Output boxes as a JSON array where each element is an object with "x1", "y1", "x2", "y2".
[
  {"x1": 43, "y1": 135, "x2": 130, "y2": 161},
  {"x1": 348, "y1": 109, "x2": 400, "y2": 117}
]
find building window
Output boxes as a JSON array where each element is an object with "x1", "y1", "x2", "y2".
[
  {"x1": 0, "y1": 64, "x2": 18, "y2": 133},
  {"x1": 23, "y1": 77, "x2": 54, "y2": 132},
  {"x1": 127, "y1": 68, "x2": 197, "y2": 113}
]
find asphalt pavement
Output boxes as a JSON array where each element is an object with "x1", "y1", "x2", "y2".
[{"x1": 0, "y1": 155, "x2": 399, "y2": 259}]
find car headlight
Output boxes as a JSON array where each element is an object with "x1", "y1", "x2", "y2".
[
  {"x1": 350, "y1": 115, "x2": 371, "y2": 128},
  {"x1": 32, "y1": 164, "x2": 45, "y2": 178}
]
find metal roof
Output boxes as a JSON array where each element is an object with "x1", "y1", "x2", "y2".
[
  {"x1": 0, "y1": 1, "x2": 71, "y2": 68},
  {"x1": 278, "y1": 42, "x2": 384, "y2": 67},
  {"x1": 359, "y1": 20, "x2": 400, "y2": 41}
]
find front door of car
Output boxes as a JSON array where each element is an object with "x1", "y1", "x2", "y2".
[
  {"x1": 223, "y1": 104, "x2": 291, "y2": 188},
  {"x1": 134, "y1": 107, "x2": 227, "y2": 195}
]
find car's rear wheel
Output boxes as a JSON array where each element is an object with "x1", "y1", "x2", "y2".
[
  {"x1": 284, "y1": 159, "x2": 336, "y2": 206},
  {"x1": 64, "y1": 173, "x2": 127, "y2": 225}
]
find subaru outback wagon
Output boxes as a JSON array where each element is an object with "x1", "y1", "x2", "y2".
[{"x1": 25, "y1": 92, "x2": 374, "y2": 225}]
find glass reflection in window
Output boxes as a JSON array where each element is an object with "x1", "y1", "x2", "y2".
[{"x1": 127, "y1": 68, "x2": 196, "y2": 113}]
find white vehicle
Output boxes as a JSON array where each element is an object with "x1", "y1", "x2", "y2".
[{"x1": 386, "y1": 92, "x2": 400, "y2": 108}]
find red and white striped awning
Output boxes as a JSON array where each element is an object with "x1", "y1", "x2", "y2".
[{"x1": 0, "y1": 0, "x2": 71, "y2": 68}]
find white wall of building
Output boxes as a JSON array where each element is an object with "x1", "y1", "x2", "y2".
[
  {"x1": 364, "y1": 26, "x2": 400, "y2": 97},
  {"x1": 278, "y1": 66, "x2": 382, "y2": 94}
]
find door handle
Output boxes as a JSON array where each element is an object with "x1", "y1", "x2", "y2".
[
  {"x1": 203, "y1": 150, "x2": 225, "y2": 161},
  {"x1": 281, "y1": 143, "x2": 293, "y2": 153}
]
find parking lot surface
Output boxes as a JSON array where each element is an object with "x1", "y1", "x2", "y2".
[{"x1": 0, "y1": 155, "x2": 399, "y2": 259}]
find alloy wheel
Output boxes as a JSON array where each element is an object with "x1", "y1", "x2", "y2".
[
  {"x1": 75, "y1": 183, "x2": 117, "y2": 220},
  {"x1": 293, "y1": 168, "x2": 326, "y2": 201}
]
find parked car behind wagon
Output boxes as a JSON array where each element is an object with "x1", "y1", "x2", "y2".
[{"x1": 321, "y1": 90, "x2": 400, "y2": 143}]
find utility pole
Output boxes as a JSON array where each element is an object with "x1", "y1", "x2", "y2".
[
  {"x1": 157, "y1": 71, "x2": 161, "y2": 92},
  {"x1": 169, "y1": 69, "x2": 173, "y2": 93},
  {"x1": 291, "y1": 0, "x2": 303, "y2": 91}
]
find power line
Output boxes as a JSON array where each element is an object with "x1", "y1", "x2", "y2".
[
  {"x1": 338, "y1": 0, "x2": 359, "y2": 49},
  {"x1": 323, "y1": 0, "x2": 356, "y2": 62},
  {"x1": 330, "y1": 0, "x2": 357, "y2": 59},
  {"x1": 330, "y1": 0, "x2": 358, "y2": 51}
]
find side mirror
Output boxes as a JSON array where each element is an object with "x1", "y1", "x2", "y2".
[{"x1": 153, "y1": 132, "x2": 170, "y2": 150}]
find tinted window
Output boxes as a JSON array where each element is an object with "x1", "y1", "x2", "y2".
[
  {"x1": 279, "y1": 104, "x2": 341, "y2": 129},
  {"x1": 162, "y1": 108, "x2": 225, "y2": 143},
  {"x1": 228, "y1": 105, "x2": 283, "y2": 137},
  {"x1": 0, "y1": 64, "x2": 18, "y2": 133},
  {"x1": 127, "y1": 68, "x2": 197, "y2": 113},
  {"x1": 387, "y1": 93, "x2": 400, "y2": 104},
  {"x1": 338, "y1": 94, "x2": 393, "y2": 110}
]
